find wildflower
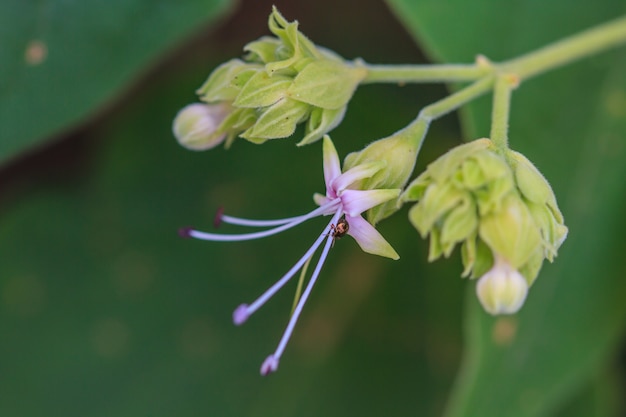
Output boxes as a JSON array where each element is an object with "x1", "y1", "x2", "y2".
[{"x1": 180, "y1": 136, "x2": 400, "y2": 374}]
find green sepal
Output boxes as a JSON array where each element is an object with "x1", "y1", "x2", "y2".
[
  {"x1": 427, "y1": 227, "x2": 443, "y2": 262},
  {"x1": 219, "y1": 107, "x2": 257, "y2": 131},
  {"x1": 298, "y1": 106, "x2": 346, "y2": 146},
  {"x1": 400, "y1": 171, "x2": 431, "y2": 203},
  {"x1": 408, "y1": 182, "x2": 466, "y2": 237},
  {"x1": 464, "y1": 237, "x2": 494, "y2": 279},
  {"x1": 460, "y1": 151, "x2": 510, "y2": 190},
  {"x1": 440, "y1": 195, "x2": 478, "y2": 249},
  {"x1": 244, "y1": 36, "x2": 281, "y2": 64},
  {"x1": 478, "y1": 194, "x2": 542, "y2": 269},
  {"x1": 474, "y1": 176, "x2": 515, "y2": 216},
  {"x1": 427, "y1": 138, "x2": 491, "y2": 182},
  {"x1": 240, "y1": 99, "x2": 309, "y2": 141},
  {"x1": 343, "y1": 131, "x2": 421, "y2": 224},
  {"x1": 233, "y1": 71, "x2": 292, "y2": 108},
  {"x1": 510, "y1": 150, "x2": 554, "y2": 204},
  {"x1": 197, "y1": 60, "x2": 260, "y2": 102},
  {"x1": 518, "y1": 247, "x2": 545, "y2": 286},
  {"x1": 287, "y1": 60, "x2": 366, "y2": 109}
]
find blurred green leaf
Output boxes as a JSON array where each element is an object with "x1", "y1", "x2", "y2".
[
  {"x1": 386, "y1": 1, "x2": 626, "y2": 416},
  {"x1": 553, "y1": 365, "x2": 623, "y2": 417},
  {"x1": 0, "y1": 0, "x2": 231, "y2": 165},
  {"x1": 0, "y1": 43, "x2": 460, "y2": 417}
]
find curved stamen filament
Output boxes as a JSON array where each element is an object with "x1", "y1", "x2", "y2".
[
  {"x1": 221, "y1": 213, "x2": 311, "y2": 227},
  {"x1": 261, "y1": 207, "x2": 343, "y2": 374},
  {"x1": 187, "y1": 199, "x2": 341, "y2": 242},
  {"x1": 237, "y1": 208, "x2": 344, "y2": 321}
]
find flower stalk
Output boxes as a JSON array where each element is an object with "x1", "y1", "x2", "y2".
[{"x1": 489, "y1": 74, "x2": 518, "y2": 151}]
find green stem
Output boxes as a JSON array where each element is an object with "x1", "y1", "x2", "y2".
[
  {"x1": 359, "y1": 15, "x2": 626, "y2": 85},
  {"x1": 291, "y1": 255, "x2": 311, "y2": 316},
  {"x1": 400, "y1": 76, "x2": 496, "y2": 153},
  {"x1": 489, "y1": 75, "x2": 516, "y2": 150},
  {"x1": 498, "y1": 15, "x2": 626, "y2": 81},
  {"x1": 362, "y1": 63, "x2": 488, "y2": 84}
]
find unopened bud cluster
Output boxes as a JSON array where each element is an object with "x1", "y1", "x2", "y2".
[
  {"x1": 401, "y1": 138, "x2": 568, "y2": 314},
  {"x1": 173, "y1": 6, "x2": 366, "y2": 150}
]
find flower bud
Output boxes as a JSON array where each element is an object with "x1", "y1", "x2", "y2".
[
  {"x1": 173, "y1": 7, "x2": 365, "y2": 150},
  {"x1": 172, "y1": 103, "x2": 230, "y2": 151},
  {"x1": 342, "y1": 130, "x2": 421, "y2": 224},
  {"x1": 476, "y1": 258, "x2": 528, "y2": 315},
  {"x1": 401, "y1": 137, "x2": 568, "y2": 314}
]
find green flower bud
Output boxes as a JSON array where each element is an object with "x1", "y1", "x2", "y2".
[
  {"x1": 173, "y1": 7, "x2": 365, "y2": 150},
  {"x1": 172, "y1": 103, "x2": 230, "y2": 151},
  {"x1": 401, "y1": 138, "x2": 568, "y2": 315},
  {"x1": 343, "y1": 130, "x2": 421, "y2": 224}
]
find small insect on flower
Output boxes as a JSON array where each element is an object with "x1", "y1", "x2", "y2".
[{"x1": 329, "y1": 216, "x2": 349, "y2": 246}]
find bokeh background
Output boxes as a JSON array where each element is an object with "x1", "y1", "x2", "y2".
[{"x1": 1, "y1": 0, "x2": 625, "y2": 416}]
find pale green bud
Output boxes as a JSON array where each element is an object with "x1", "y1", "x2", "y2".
[
  {"x1": 343, "y1": 130, "x2": 421, "y2": 224},
  {"x1": 172, "y1": 103, "x2": 230, "y2": 151},
  {"x1": 476, "y1": 258, "x2": 528, "y2": 315}
]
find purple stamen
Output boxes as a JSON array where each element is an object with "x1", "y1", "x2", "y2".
[
  {"x1": 237, "y1": 210, "x2": 342, "y2": 321},
  {"x1": 233, "y1": 304, "x2": 250, "y2": 325},
  {"x1": 213, "y1": 206, "x2": 225, "y2": 229},
  {"x1": 259, "y1": 208, "x2": 341, "y2": 372},
  {"x1": 178, "y1": 227, "x2": 193, "y2": 238},
  {"x1": 260, "y1": 355, "x2": 279, "y2": 376},
  {"x1": 184, "y1": 200, "x2": 341, "y2": 243}
]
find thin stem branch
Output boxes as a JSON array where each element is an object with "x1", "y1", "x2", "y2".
[
  {"x1": 362, "y1": 63, "x2": 488, "y2": 84},
  {"x1": 498, "y1": 15, "x2": 626, "y2": 81},
  {"x1": 489, "y1": 75, "x2": 517, "y2": 150},
  {"x1": 400, "y1": 76, "x2": 496, "y2": 154},
  {"x1": 359, "y1": 15, "x2": 626, "y2": 86}
]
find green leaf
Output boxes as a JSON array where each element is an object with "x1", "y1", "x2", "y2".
[
  {"x1": 0, "y1": 0, "x2": 231, "y2": 165},
  {"x1": 385, "y1": 0, "x2": 626, "y2": 416},
  {"x1": 0, "y1": 49, "x2": 462, "y2": 417}
]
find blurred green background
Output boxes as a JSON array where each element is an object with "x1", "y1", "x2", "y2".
[{"x1": 1, "y1": 0, "x2": 625, "y2": 416}]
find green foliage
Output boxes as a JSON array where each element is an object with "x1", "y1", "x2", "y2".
[{"x1": 0, "y1": 0, "x2": 230, "y2": 165}]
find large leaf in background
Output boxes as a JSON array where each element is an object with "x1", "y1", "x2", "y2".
[
  {"x1": 0, "y1": 0, "x2": 230, "y2": 165},
  {"x1": 385, "y1": 1, "x2": 626, "y2": 417},
  {"x1": 0, "y1": 41, "x2": 462, "y2": 417}
]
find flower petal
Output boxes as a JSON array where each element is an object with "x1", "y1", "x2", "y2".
[
  {"x1": 346, "y1": 215, "x2": 399, "y2": 260},
  {"x1": 331, "y1": 161, "x2": 385, "y2": 194},
  {"x1": 340, "y1": 189, "x2": 400, "y2": 217},
  {"x1": 313, "y1": 192, "x2": 330, "y2": 207},
  {"x1": 322, "y1": 136, "x2": 341, "y2": 198}
]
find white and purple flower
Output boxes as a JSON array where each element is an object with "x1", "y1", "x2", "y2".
[{"x1": 180, "y1": 136, "x2": 400, "y2": 375}]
